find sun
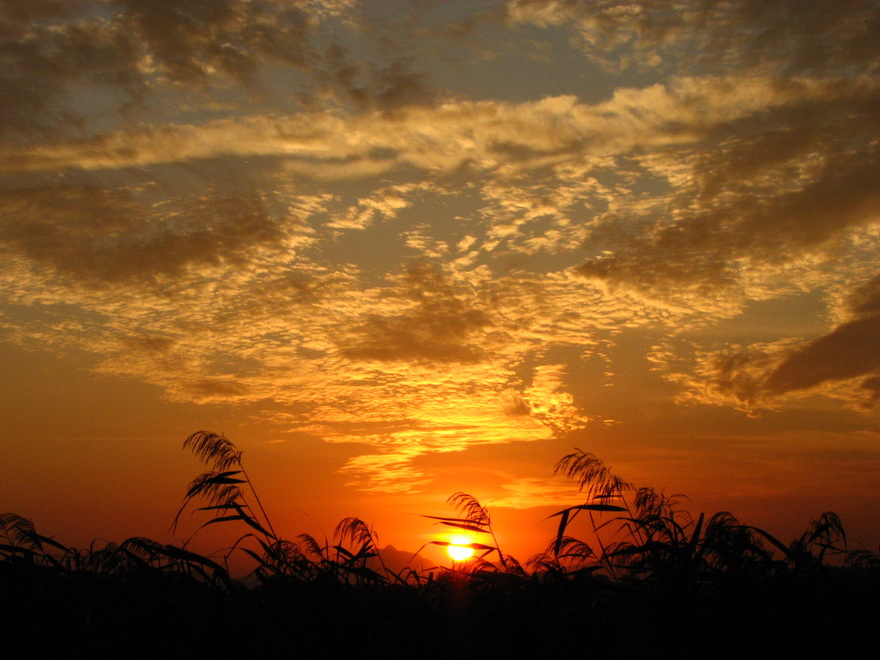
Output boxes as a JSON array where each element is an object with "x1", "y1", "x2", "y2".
[{"x1": 447, "y1": 535, "x2": 475, "y2": 561}]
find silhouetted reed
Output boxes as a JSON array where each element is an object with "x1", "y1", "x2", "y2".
[{"x1": 2, "y1": 434, "x2": 877, "y2": 657}]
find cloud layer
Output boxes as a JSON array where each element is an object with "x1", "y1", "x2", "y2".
[{"x1": 2, "y1": 0, "x2": 878, "y2": 495}]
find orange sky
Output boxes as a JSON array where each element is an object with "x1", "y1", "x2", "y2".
[{"x1": 1, "y1": 0, "x2": 879, "y2": 564}]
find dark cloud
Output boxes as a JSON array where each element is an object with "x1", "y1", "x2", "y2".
[
  {"x1": 113, "y1": 0, "x2": 311, "y2": 85},
  {"x1": 706, "y1": 275, "x2": 880, "y2": 405},
  {"x1": 0, "y1": 0, "x2": 436, "y2": 143},
  {"x1": 762, "y1": 315, "x2": 880, "y2": 395},
  {"x1": 761, "y1": 275, "x2": 880, "y2": 397},
  {"x1": 340, "y1": 263, "x2": 492, "y2": 363},
  {"x1": 847, "y1": 273, "x2": 880, "y2": 318},
  {"x1": 0, "y1": 2, "x2": 142, "y2": 139},
  {"x1": 0, "y1": 0, "x2": 317, "y2": 138},
  {"x1": 0, "y1": 0, "x2": 72, "y2": 22},
  {"x1": 708, "y1": 0, "x2": 880, "y2": 76},
  {"x1": 189, "y1": 377, "x2": 250, "y2": 400},
  {"x1": 122, "y1": 334, "x2": 176, "y2": 354},
  {"x1": 708, "y1": 350, "x2": 769, "y2": 408},
  {"x1": 578, "y1": 92, "x2": 880, "y2": 291},
  {"x1": 0, "y1": 186, "x2": 283, "y2": 286},
  {"x1": 314, "y1": 45, "x2": 435, "y2": 113},
  {"x1": 507, "y1": 0, "x2": 880, "y2": 76},
  {"x1": 860, "y1": 376, "x2": 880, "y2": 405}
]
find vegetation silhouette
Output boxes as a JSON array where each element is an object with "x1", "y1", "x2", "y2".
[{"x1": 1, "y1": 433, "x2": 877, "y2": 657}]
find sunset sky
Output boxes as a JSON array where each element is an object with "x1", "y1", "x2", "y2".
[{"x1": 2, "y1": 0, "x2": 879, "y2": 562}]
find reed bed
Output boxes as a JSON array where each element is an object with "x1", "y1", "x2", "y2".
[{"x1": 2, "y1": 433, "x2": 877, "y2": 658}]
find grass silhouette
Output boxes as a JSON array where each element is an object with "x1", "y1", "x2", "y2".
[{"x1": 2, "y1": 432, "x2": 878, "y2": 657}]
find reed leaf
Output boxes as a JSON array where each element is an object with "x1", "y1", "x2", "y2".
[
  {"x1": 437, "y1": 521, "x2": 491, "y2": 534},
  {"x1": 198, "y1": 513, "x2": 276, "y2": 540},
  {"x1": 431, "y1": 541, "x2": 496, "y2": 551}
]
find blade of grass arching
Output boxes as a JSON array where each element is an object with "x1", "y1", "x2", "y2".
[
  {"x1": 476, "y1": 548, "x2": 496, "y2": 562},
  {"x1": 0, "y1": 543, "x2": 37, "y2": 559},
  {"x1": 548, "y1": 504, "x2": 627, "y2": 557},
  {"x1": 347, "y1": 565, "x2": 387, "y2": 583},
  {"x1": 685, "y1": 512, "x2": 705, "y2": 559},
  {"x1": 549, "y1": 504, "x2": 628, "y2": 514},
  {"x1": 333, "y1": 545, "x2": 356, "y2": 561},
  {"x1": 161, "y1": 544, "x2": 231, "y2": 585},
  {"x1": 350, "y1": 546, "x2": 378, "y2": 562},
  {"x1": 254, "y1": 535, "x2": 283, "y2": 560},
  {"x1": 422, "y1": 514, "x2": 490, "y2": 530},
  {"x1": 237, "y1": 464, "x2": 278, "y2": 541},
  {"x1": 238, "y1": 547, "x2": 273, "y2": 571},
  {"x1": 208, "y1": 501, "x2": 277, "y2": 541},
  {"x1": 199, "y1": 500, "x2": 260, "y2": 520},
  {"x1": 472, "y1": 542, "x2": 500, "y2": 552},
  {"x1": 437, "y1": 521, "x2": 491, "y2": 534},
  {"x1": 389, "y1": 566, "x2": 421, "y2": 585},
  {"x1": 430, "y1": 541, "x2": 496, "y2": 551},
  {"x1": 198, "y1": 513, "x2": 276, "y2": 540},
  {"x1": 118, "y1": 546, "x2": 153, "y2": 569},
  {"x1": 745, "y1": 525, "x2": 794, "y2": 562},
  {"x1": 171, "y1": 471, "x2": 239, "y2": 536},
  {"x1": 553, "y1": 509, "x2": 570, "y2": 557},
  {"x1": 31, "y1": 533, "x2": 70, "y2": 554},
  {"x1": 197, "y1": 471, "x2": 246, "y2": 485},
  {"x1": 227, "y1": 532, "x2": 271, "y2": 567},
  {"x1": 161, "y1": 543, "x2": 225, "y2": 569}
]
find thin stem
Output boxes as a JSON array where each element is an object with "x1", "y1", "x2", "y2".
[{"x1": 239, "y1": 463, "x2": 278, "y2": 540}]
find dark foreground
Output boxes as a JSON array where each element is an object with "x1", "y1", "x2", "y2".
[
  {"x1": 2, "y1": 559, "x2": 877, "y2": 659},
  {"x1": 4, "y1": 439, "x2": 877, "y2": 658}
]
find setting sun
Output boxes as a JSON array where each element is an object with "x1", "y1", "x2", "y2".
[{"x1": 447, "y1": 536, "x2": 475, "y2": 561}]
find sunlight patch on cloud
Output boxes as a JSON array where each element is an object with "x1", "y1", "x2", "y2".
[
  {"x1": 486, "y1": 477, "x2": 588, "y2": 510},
  {"x1": 521, "y1": 364, "x2": 590, "y2": 434},
  {"x1": 1, "y1": 74, "x2": 849, "y2": 176},
  {"x1": 666, "y1": 272, "x2": 880, "y2": 414}
]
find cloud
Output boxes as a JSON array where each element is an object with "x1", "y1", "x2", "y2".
[
  {"x1": 676, "y1": 274, "x2": 880, "y2": 411},
  {"x1": 112, "y1": 0, "x2": 312, "y2": 85},
  {"x1": 761, "y1": 275, "x2": 880, "y2": 398},
  {"x1": 0, "y1": 186, "x2": 286, "y2": 285},
  {"x1": 340, "y1": 451, "x2": 432, "y2": 493},
  {"x1": 577, "y1": 80, "x2": 880, "y2": 299},
  {"x1": 0, "y1": 1, "x2": 143, "y2": 139},
  {"x1": 4, "y1": 0, "x2": 880, "y2": 496},
  {"x1": 338, "y1": 262, "x2": 492, "y2": 364},
  {"x1": 0, "y1": 0, "x2": 385, "y2": 139},
  {"x1": 3, "y1": 73, "x2": 856, "y2": 184},
  {"x1": 762, "y1": 315, "x2": 880, "y2": 396},
  {"x1": 506, "y1": 0, "x2": 880, "y2": 76},
  {"x1": 487, "y1": 477, "x2": 587, "y2": 509},
  {"x1": 519, "y1": 364, "x2": 590, "y2": 434},
  {"x1": 316, "y1": 46, "x2": 436, "y2": 112},
  {"x1": 327, "y1": 183, "x2": 424, "y2": 230},
  {"x1": 122, "y1": 333, "x2": 176, "y2": 354}
]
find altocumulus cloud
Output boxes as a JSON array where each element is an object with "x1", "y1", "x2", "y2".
[{"x1": 1, "y1": 0, "x2": 879, "y2": 494}]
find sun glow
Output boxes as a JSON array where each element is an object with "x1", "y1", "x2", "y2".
[{"x1": 447, "y1": 536, "x2": 475, "y2": 561}]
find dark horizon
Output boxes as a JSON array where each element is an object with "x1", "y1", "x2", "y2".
[{"x1": 2, "y1": 0, "x2": 879, "y2": 564}]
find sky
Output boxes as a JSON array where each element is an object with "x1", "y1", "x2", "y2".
[{"x1": 2, "y1": 0, "x2": 879, "y2": 563}]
